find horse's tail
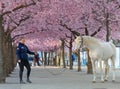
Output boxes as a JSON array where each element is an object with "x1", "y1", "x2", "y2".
[
  {"x1": 109, "y1": 41, "x2": 115, "y2": 48},
  {"x1": 109, "y1": 41, "x2": 116, "y2": 56},
  {"x1": 109, "y1": 41, "x2": 116, "y2": 81}
]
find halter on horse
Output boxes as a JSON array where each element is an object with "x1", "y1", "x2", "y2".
[{"x1": 74, "y1": 36, "x2": 116, "y2": 83}]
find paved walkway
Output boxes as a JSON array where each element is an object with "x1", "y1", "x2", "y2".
[{"x1": 0, "y1": 65, "x2": 120, "y2": 89}]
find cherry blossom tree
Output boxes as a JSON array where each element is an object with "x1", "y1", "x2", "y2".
[
  {"x1": 87, "y1": 0, "x2": 120, "y2": 41},
  {"x1": 0, "y1": 0, "x2": 40, "y2": 83},
  {"x1": 0, "y1": 0, "x2": 120, "y2": 82},
  {"x1": 10, "y1": 0, "x2": 120, "y2": 72}
]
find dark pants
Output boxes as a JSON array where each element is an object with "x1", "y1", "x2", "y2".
[
  {"x1": 34, "y1": 59, "x2": 40, "y2": 66},
  {"x1": 18, "y1": 60, "x2": 31, "y2": 81}
]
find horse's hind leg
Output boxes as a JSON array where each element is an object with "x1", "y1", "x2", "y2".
[
  {"x1": 111, "y1": 56, "x2": 116, "y2": 82},
  {"x1": 104, "y1": 60, "x2": 109, "y2": 81}
]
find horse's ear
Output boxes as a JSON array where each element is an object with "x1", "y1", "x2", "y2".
[{"x1": 74, "y1": 34, "x2": 79, "y2": 39}]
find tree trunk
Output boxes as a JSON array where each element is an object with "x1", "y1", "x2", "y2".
[
  {"x1": 5, "y1": 43, "x2": 10, "y2": 76},
  {"x1": 9, "y1": 37, "x2": 15, "y2": 72},
  {"x1": 10, "y1": 44, "x2": 16, "y2": 71},
  {"x1": 61, "y1": 40, "x2": 66, "y2": 68},
  {"x1": 3, "y1": 34, "x2": 13, "y2": 76},
  {"x1": 41, "y1": 51, "x2": 44, "y2": 65},
  {"x1": 0, "y1": 16, "x2": 5, "y2": 83},
  {"x1": 77, "y1": 49, "x2": 81, "y2": 72},
  {"x1": 47, "y1": 52, "x2": 50, "y2": 66},
  {"x1": 44, "y1": 52, "x2": 47, "y2": 66},
  {"x1": 69, "y1": 36, "x2": 73, "y2": 70},
  {"x1": 12, "y1": 46, "x2": 17, "y2": 68},
  {"x1": 106, "y1": 13, "x2": 110, "y2": 42},
  {"x1": 54, "y1": 51, "x2": 57, "y2": 66}
]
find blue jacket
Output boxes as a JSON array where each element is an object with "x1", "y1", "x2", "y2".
[
  {"x1": 16, "y1": 42, "x2": 35, "y2": 60},
  {"x1": 72, "y1": 54, "x2": 75, "y2": 62}
]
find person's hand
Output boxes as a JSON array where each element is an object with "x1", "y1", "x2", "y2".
[
  {"x1": 18, "y1": 60, "x2": 21, "y2": 63},
  {"x1": 34, "y1": 52, "x2": 36, "y2": 55}
]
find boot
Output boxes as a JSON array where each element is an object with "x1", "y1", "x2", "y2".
[
  {"x1": 26, "y1": 79, "x2": 32, "y2": 83},
  {"x1": 20, "y1": 80, "x2": 25, "y2": 84}
]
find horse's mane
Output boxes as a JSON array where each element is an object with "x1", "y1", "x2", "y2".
[{"x1": 83, "y1": 36, "x2": 104, "y2": 45}]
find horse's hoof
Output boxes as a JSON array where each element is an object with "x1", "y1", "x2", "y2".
[
  {"x1": 104, "y1": 79, "x2": 108, "y2": 81},
  {"x1": 101, "y1": 81, "x2": 104, "y2": 83},
  {"x1": 112, "y1": 80, "x2": 115, "y2": 82},
  {"x1": 92, "y1": 81, "x2": 96, "y2": 83}
]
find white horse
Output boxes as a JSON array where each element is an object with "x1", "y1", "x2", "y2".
[{"x1": 74, "y1": 36, "x2": 116, "y2": 83}]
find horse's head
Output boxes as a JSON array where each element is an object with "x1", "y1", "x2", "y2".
[{"x1": 74, "y1": 36, "x2": 83, "y2": 51}]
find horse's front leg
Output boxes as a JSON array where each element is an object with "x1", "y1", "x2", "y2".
[
  {"x1": 91, "y1": 60, "x2": 96, "y2": 83},
  {"x1": 99, "y1": 60, "x2": 104, "y2": 83}
]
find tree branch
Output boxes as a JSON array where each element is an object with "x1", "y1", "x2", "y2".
[
  {"x1": 91, "y1": 26, "x2": 102, "y2": 36},
  {"x1": 6, "y1": 15, "x2": 30, "y2": 35},
  {"x1": 12, "y1": 31, "x2": 35, "y2": 42},
  {"x1": 59, "y1": 20, "x2": 80, "y2": 38},
  {"x1": 65, "y1": 33, "x2": 71, "y2": 38},
  {"x1": 2, "y1": 0, "x2": 36, "y2": 17},
  {"x1": 65, "y1": 44, "x2": 70, "y2": 48},
  {"x1": 7, "y1": 15, "x2": 19, "y2": 26},
  {"x1": 84, "y1": 24, "x2": 89, "y2": 35}
]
